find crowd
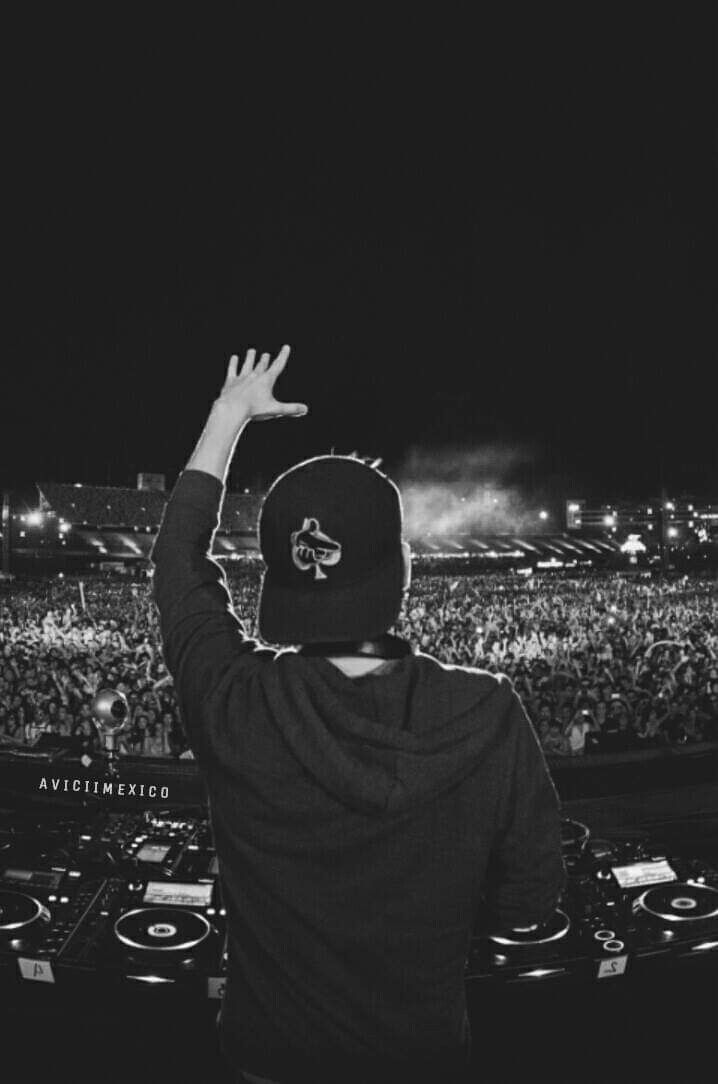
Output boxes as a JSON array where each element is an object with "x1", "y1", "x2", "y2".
[
  {"x1": 1, "y1": 569, "x2": 717, "y2": 760},
  {"x1": 397, "y1": 572, "x2": 718, "y2": 755}
]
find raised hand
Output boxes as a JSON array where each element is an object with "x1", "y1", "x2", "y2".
[{"x1": 216, "y1": 345, "x2": 308, "y2": 423}]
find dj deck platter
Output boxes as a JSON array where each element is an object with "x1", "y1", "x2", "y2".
[
  {"x1": 0, "y1": 890, "x2": 50, "y2": 933},
  {"x1": 490, "y1": 909, "x2": 571, "y2": 947},
  {"x1": 114, "y1": 907, "x2": 211, "y2": 953},
  {"x1": 635, "y1": 883, "x2": 718, "y2": 924},
  {"x1": 561, "y1": 819, "x2": 590, "y2": 856}
]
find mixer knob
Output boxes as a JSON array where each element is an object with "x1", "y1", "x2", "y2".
[{"x1": 603, "y1": 939, "x2": 625, "y2": 953}]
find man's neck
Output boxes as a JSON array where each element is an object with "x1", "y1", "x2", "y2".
[
  {"x1": 325, "y1": 655, "x2": 397, "y2": 678},
  {"x1": 299, "y1": 634, "x2": 410, "y2": 677}
]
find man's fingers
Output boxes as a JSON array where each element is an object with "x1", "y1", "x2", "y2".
[
  {"x1": 239, "y1": 348, "x2": 256, "y2": 377},
  {"x1": 226, "y1": 354, "x2": 239, "y2": 382},
  {"x1": 269, "y1": 344, "x2": 291, "y2": 375},
  {"x1": 256, "y1": 352, "x2": 272, "y2": 374}
]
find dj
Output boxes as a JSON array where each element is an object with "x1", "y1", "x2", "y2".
[{"x1": 152, "y1": 346, "x2": 566, "y2": 1084}]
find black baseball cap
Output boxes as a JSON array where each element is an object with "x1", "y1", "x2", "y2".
[{"x1": 257, "y1": 455, "x2": 405, "y2": 645}]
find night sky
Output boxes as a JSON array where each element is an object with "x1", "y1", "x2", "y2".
[{"x1": 5, "y1": 14, "x2": 717, "y2": 505}]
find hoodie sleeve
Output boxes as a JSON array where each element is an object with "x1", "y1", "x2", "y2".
[
  {"x1": 151, "y1": 469, "x2": 265, "y2": 751},
  {"x1": 485, "y1": 684, "x2": 566, "y2": 930}
]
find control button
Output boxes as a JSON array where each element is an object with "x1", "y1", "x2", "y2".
[{"x1": 603, "y1": 939, "x2": 625, "y2": 953}]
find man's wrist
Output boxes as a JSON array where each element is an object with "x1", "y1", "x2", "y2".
[{"x1": 208, "y1": 398, "x2": 250, "y2": 434}]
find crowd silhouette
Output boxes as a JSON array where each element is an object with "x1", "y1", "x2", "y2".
[{"x1": 1, "y1": 569, "x2": 716, "y2": 759}]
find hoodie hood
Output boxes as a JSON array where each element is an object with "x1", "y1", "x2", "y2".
[{"x1": 259, "y1": 649, "x2": 516, "y2": 815}]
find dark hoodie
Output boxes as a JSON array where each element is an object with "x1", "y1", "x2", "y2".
[{"x1": 152, "y1": 471, "x2": 565, "y2": 1083}]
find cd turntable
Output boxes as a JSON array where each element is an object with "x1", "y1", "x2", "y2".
[
  {"x1": 56, "y1": 876, "x2": 227, "y2": 997},
  {"x1": 467, "y1": 820, "x2": 718, "y2": 986},
  {"x1": 0, "y1": 866, "x2": 107, "y2": 987}
]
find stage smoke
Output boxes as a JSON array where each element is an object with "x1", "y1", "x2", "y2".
[{"x1": 396, "y1": 444, "x2": 546, "y2": 537}]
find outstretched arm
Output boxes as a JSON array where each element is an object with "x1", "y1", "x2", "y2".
[{"x1": 151, "y1": 346, "x2": 308, "y2": 754}]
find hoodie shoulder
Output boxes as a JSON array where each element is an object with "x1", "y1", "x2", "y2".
[{"x1": 414, "y1": 651, "x2": 514, "y2": 697}]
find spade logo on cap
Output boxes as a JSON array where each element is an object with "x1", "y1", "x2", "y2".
[{"x1": 291, "y1": 518, "x2": 342, "y2": 581}]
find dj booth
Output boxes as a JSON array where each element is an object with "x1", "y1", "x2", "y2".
[{"x1": 1, "y1": 745, "x2": 717, "y2": 1082}]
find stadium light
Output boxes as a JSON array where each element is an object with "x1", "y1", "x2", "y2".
[
  {"x1": 620, "y1": 534, "x2": 647, "y2": 555},
  {"x1": 539, "y1": 510, "x2": 549, "y2": 521}
]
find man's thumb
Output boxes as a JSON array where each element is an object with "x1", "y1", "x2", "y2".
[{"x1": 283, "y1": 403, "x2": 309, "y2": 417}]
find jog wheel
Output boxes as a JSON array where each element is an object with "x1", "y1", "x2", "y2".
[
  {"x1": 635, "y1": 883, "x2": 718, "y2": 924},
  {"x1": 114, "y1": 907, "x2": 211, "y2": 952},
  {"x1": 0, "y1": 891, "x2": 51, "y2": 936},
  {"x1": 490, "y1": 908, "x2": 571, "y2": 947},
  {"x1": 561, "y1": 820, "x2": 590, "y2": 864}
]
